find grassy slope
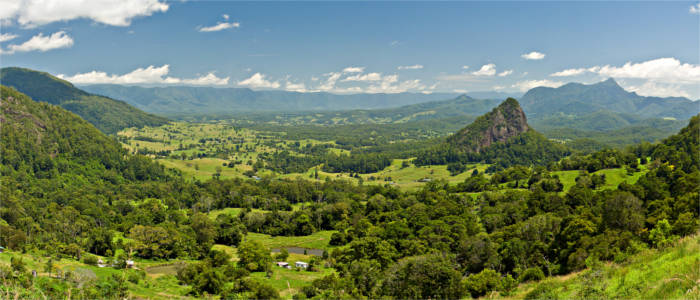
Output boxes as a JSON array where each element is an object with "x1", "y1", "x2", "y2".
[{"x1": 499, "y1": 234, "x2": 700, "y2": 300}]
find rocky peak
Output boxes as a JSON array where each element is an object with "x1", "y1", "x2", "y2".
[{"x1": 447, "y1": 98, "x2": 529, "y2": 152}]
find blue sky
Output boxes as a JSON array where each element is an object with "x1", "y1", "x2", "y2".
[{"x1": 1, "y1": 1, "x2": 699, "y2": 98}]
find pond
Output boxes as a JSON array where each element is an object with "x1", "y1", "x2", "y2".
[{"x1": 271, "y1": 246, "x2": 324, "y2": 256}]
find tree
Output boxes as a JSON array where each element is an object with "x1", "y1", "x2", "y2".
[
  {"x1": 238, "y1": 240, "x2": 272, "y2": 272},
  {"x1": 381, "y1": 253, "x2": 464, "y2": 299},
  {"x1": 649, "y1": 219, "x2": 675, "y2": 248},
  {"x1": 463, "y1": 268, "x2": 502, "y2": 298},
  {"x1": 45, "y1": 258, "x2": 56, "y2": 278},
  {"x1": 275, "y1": 248, "x2": 289, "y2": 261}
]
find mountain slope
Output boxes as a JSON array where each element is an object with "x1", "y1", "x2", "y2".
[
  {"x1": 520, "y1": 78, "x2": 699, "y2": 119},
  {"x1": 447, "y1": 98, "x2": 530, "y2": 152},
  {"x1": 415, "y1": 98, "x2": 570, "y2": 170},
  {"x1": 0, "y1": 85, "x2": 169, "y2": 181},
  {"x1": 0, "y1": 67, "x2": 169, "y2": 134},
  {"x1": 80, "y1": 84, "x2": 459, "y2": 115}
]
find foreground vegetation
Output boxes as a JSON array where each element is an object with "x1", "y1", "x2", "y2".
[{"x1": 1, "y1": 85, "x2": 698, "y2": 299}]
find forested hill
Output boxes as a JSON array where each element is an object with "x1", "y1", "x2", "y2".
[
  {"x1": 0, "y1": 67, "x2": 169, "y2": 134},
  {"x1": 520, "y1": 78, "x2": 699, "y2": 119},
  {"x1": 416, "y1": 98, "x2": 570, "y2": 170},
  {"x1": 0, "y1": 85, "x2": 170, "y2": 182}
]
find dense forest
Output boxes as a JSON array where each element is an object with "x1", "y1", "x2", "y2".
[{"x1": 1, "y1": 84, "x2": 698, "y2": 299}]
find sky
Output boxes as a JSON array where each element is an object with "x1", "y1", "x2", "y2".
[{"x1": 1, "y1": 0, "x2": 699, "y2": 98}]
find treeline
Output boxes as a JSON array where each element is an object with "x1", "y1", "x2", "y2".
[{"x1": 415, "y1": 131, "x2": 571, "y2": 172}]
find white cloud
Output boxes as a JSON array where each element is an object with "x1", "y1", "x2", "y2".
[
  {"x1": 690, "y1": 3, "x2": 700, "y2": 14},
  {"x1": 342, "y1": 72, "x2": 382, "y2": 82},
  {"x1": 625, "y1": 81, "x2": 691, "y2": 98},
  {"x1": 342, "y1": 67, "x2": 364, "y2": 73},
  {"x1": 398, "y1": 64, "x2": 423, "y2": 70},
  {"x1": 237, "y1": 73, "x2": 280, "y2": 89},
  {"x1": 199, "y1": 22, "x2": 240, "y2": 32},
  {"x1": 512, "y1": 79, "x2": 564, "y2": 92},
  {"x1": 594, "y1": 57, "x2": 700, "y2": 84},
  {"x1": 222, "y1": 14, "x2": 229, "y2": 20},
  {"x1": 1, "y1": 0, "x2": 168, "y2": 27},
  {"x1": 462, "y1": 66, "x2": 469, "y2": 69},
  {"x1": 5, "y1": 31, "x2": 73, "y2": 54},
  {"x1": 521, "y1": 51, "x2": 546, "y2": 60},
  {"x1": 498, "y1": 70, "x2": 513, "y2": 77},
  {"x1": 454, "y1": 89, "x2": 468, "y2": 93},
  {"x1": 0, "y1": 33, "x2": 17, "y2": 42},
  {"x1": 472, "y1": 64, "x2": 497, "y2": 76},
  {"x1": 182, "y1": 72, "x2": 229, "y2": 85},
  {"x1": 285, "y1": 81, "x2": 307, "y2": 93},
  {"x1": 57, "y1": 64, "x2": 229, "y2": 85},
  {"x1": 550, "y1": 68, "x2": 588, "y2": 77}
]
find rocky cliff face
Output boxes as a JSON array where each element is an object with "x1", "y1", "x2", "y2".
[{"x1": 447, "y1": 98, "x2": 529, "y2": 152}]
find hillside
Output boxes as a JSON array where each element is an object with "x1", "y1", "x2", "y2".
[
  {"x1": 0, "y1": 67, "x2": 169, "y2": 134},
  {"x1": 447, "y1": 98, "x2": 530, "y2": 152},
  {"x1": 416, "y1": 98, "x2": 570, "y2": 170},
  {"x1": 520, "y1": 78, "x2": 699, "y2": 120},
  {"x1": 79, "y1": 83, "x2": 458, "y2": 115},
  {"x1": 504, "y1": 234, "x2": 700, "y2": 299}
]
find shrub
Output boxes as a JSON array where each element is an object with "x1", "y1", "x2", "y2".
[
  {"x1": 520, "y1": 267, "x2": 545, "y2": 283},
  {"x1": 464, "y1": 268, "x2": 501, "y2": 298},
  {"x1": 82, "y1": 255, "x2": 98, "y2": 266}
]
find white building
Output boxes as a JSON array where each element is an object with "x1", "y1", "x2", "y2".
[{"x1": 295, "y1": 261, "x2": 309, "y2": 269}]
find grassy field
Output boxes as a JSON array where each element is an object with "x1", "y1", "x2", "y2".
[
  {"x1": 500, "y1": 234, "x2": 700, "y2": 299},
  {"x1": 553, "y1": 163, "x2": 649, "y2": 192},
  {"x1": 246, "y1": 231, "x2": 336, "y2": 251},
  {"x1": 118, "y1": 122, "x2": 487, "y2": 188}
]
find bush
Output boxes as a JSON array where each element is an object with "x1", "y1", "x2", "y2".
[
  {"x1": 519, "y1": 267, "x2": 545, "y2": 283},
  {"x1": 464, "y1": 268, "x2": 501, "y2": 298},
  {"x1": 82, "y1": 255, "x2": 98, "y2": 266}
]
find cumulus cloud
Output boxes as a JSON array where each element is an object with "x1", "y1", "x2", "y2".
[
  {"x1": 512, "y1": 79, "x2": 564, "y2": 91},
  {"x1": 498, "y1": 70, "x2": 513, "y2": 77},
  {"x1": 398, "y1": 64, "x2": 423, "y2": 70},
  {"x1": 0, "y1": 0, "x2": 168, "y2": 27},
  {"x1": 285, "y1": 81, "x2": 307, "y2": 93},
  {"x1": 521, "y1": 51, "x2": 546, "y2": 60},
  {"x1": 57, "y1": 64, "x2": 229, "y2": 85},
  {"x1": 462, "y1": 66, "x2": 469, "y2": 69},
  {"x1": 342, "y1": 67, "x2": 364, "y2": 73},
  {"x1": 690, "y1": 3, "x2": 700, "y2": 14},
  {"x1": 595, "y1": 58, "x2": 700, "y2": 84},
  {"x1": 222, "y1": 14, "x2": 229, "y2": 20},
  {"x1": 199, "y1": 22, "x2": 240, "y2": 32},
  {"x1": 550, "y1": 68, "x2": 588, "y2": 77},
  {"x1": 5, "y1": 31, "x2": 73, "y2": 54},
  {"x1": 237, "y1": 72, "x2": 280, "y2": 89},
  {"x1": 0, "y1": 33, "x2": 17, "y2": 42},
  {"x1": 342, "y1": 72, "x2": 382, "y2": 82},
  {"x1": 625, "y1": 81, "x2": 691, "y2": 98},
  {"x1": 472, "y1": 64, "x2": 497, "y2": 76}
]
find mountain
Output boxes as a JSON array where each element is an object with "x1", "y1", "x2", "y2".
[
  {"x1": 520, "y1": 78, "x2": 699, "y2": 119},
  {"x1": 217, "y1": 94, "x2": 500, "y2": 125},
  {"x1": 0, "y1": 85, "x2": 169, "y2": 182},
  {"x1": 79, "y1": 84, "x2": 459, "y2": 115},
  {"x1": 0, "y1": 67, "x2": 169, "y2": 134},
  {"x1": 447, "y1": 98, "x2": 530, "y2": 152},
  {"x1": 415, "y1": 98, "x2": 570, "y2": 170}
]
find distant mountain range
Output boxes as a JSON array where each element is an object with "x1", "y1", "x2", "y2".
[
  {"x1": 0, "y1": 67, "x2": 168, "y2": 134},
  {"x1": 520, "y1": 78, "x2": 699, "y2": 120},
  {"x1": 80, "y1": 84, "x2": 461, "y2": 115}
]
